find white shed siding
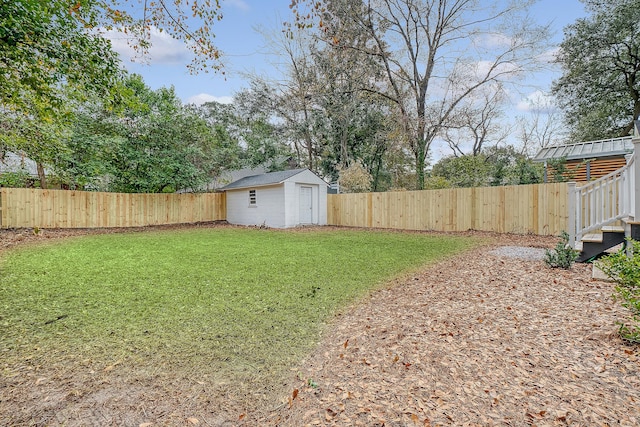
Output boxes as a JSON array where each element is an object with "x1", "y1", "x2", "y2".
[
  {"x1": 224, "y1": 169, "x2": 328, "y2": 228},
  {"x1": 283, "y1": 181, "x2": 297, "y2": 227},
  {"x1": 226, "y1": 185, "x2": 286, "y2": 227},
  {"x1": 281, "y1": 173, "x2": 328, "y2": 227}
]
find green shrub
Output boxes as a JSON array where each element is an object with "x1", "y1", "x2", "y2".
[
  {"x1": 0, "y1": 170, "x2": 36, "y2": 188},
  {"x1": 544, "y1": 231, "x2": 578, "y2": 269},
  {"x1": 600, "y1": 239, "x2": 640, "y2": 343}
]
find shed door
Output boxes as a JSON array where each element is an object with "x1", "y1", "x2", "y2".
[{"x1": 299, "y1": 186, "x2": 313, "y2": 224}]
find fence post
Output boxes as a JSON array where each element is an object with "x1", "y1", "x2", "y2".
[{"x1": 567, "y1": 182, "x2": 577, "y2": 248}]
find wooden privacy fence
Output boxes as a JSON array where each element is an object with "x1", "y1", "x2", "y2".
[
  {"x1": 0, "y1": 188, "x2": 226, "y2": 229},
  {"x1": 327, "y1": 183, "x2": 569, "y2": 235}
]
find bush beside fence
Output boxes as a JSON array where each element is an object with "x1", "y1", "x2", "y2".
[
  {"x1": 0, "y1": 188, "x2": 226, "y2": 229},
  {"x1": 327, "y1": 183, "x2": 569, "y2": 235}
]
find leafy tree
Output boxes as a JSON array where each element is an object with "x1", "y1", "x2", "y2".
[
  {"x1": 1, "y1": 0, "x2": 223, "y2": 109},
  {"x1": 290, "y1": 0, "x2": 550, "y2": 189},
  {"x1": 0, "y1": 115, "x2": 71, "y2": 188},
  {"x1": 213, "y1": 94, "x2": 293, "y2": 171},
  {"x1": 1, "y1": 0, "x2": 226, "y2": 187},
  {"x1": 57, "y1": 75, "x2": 238, "y2": 193},
  {"x1": 338, "y1": 161, "x2": 372, "y2": 193},
  {"x1": 54, "y1": 107, "x2": 125, "y2": 190},
  {"x1": 0, "y1": 170, "x2": 36, "y2": 188},
  {"x1": 0, "y1": 0, "x2": 123, "y2": 187},
  {"x1": 249, "y1": 18, "x2": 398, "y2": 189},
  {"x1": 483, "y1": 146, "x2": 543, "y2": 186},
  {"x1": 0, "y1": 0, "x2": 122, "y2": 118},
  {"x1": 553, "y1": 0, "x2": 640, "y2": 141},
  {"x1": 305, "y1": 1, "x2": 393, "y2": 188},
  {"x1": 431, "y1": 154, "x2": 493, "y2": 188},
  {"x1": 197, "y1": 98, "x2": 290, "y2": 172},
  {"x1": 111, "y1": 77, "x2": 237, "y2": 193},
  {"x1": 432, "y1": 146, "x2": 542, "y2": 188}
]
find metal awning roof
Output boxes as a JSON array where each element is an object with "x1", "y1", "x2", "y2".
[{"x1": 533, "y1": 136, "x2": 633, "y2": 162}]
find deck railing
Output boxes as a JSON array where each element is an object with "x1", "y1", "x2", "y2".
[
  {"x1": 568, "y1": 151, "x2": 636, "y2": 248},
  {"x1": 568, "y1": 121, "x2": 640, "y2": 248}
]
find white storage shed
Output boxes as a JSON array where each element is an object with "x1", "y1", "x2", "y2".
[{"x1": 221, "y1": 168, "x2": 328, "y2": 228}]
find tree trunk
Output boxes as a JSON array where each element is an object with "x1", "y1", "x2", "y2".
[
  {"x1": 415, "y1": 145, "x2": 426, "y2": 190},
  {"x1": 36, "y1": 162, "x2": 47, "y2": 189}
]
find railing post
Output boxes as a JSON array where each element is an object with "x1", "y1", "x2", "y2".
[
  {"x1": 633, "y1": 120, "x2": 640, "y2": 220},
  {"x1": 567, "y1": 182, "x2": 577, "y2": 248}
]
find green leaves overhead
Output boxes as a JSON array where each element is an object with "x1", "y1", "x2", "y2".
[
  {"x1": 553, "y1": 0, "x2": 640, "y2": 141},
  {"x1": 0, "y1": 0, "x2": 122, "y2": 119}
]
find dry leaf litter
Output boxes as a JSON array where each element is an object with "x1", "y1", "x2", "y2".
[{"x1": 266, "y1": 234, "x2": 640, "y2": 427}]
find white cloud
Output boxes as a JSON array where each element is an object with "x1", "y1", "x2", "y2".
[
  {"x1": 537, "y1": 47, "x2": 560, "y2": 65},
  {"x1": 476, "y1": 33, "x2": 514, "y2": 49},
  {"x1": 186, "y1": 93, "x2": 233, "y2": 106},
  {"x1": 474, "y1": 60, "x2": 520, "y2": 79},
  {"x1": 103, "y1": 27, "x2": 190, "y2": 66},
  {"x1": 517, "y1": 90, "x2": 556, "y2": 113},
  {"x1": 227, "y1": 0, "x2": 250, "y2": 11}
]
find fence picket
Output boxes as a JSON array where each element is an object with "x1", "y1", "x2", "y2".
[
  {"x1": 326, "y1": 183, "x2": 569, "y2": 235},
  {"x1": 0, "y1": 188, "x2": 225, "y2": 228}
]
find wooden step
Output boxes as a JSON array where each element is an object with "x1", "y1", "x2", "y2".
[
  {"x1": 582, "y1": 233, "x2": 603, "y2": 243},
  {"x1": 576, "y1": 227, "x2": 627, "y2": 262},
  {"x1": 601, "y1": 225, "x2": 625, "y2": 233}
]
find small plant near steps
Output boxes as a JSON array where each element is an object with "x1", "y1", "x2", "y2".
[
  {"x1": 544, "y1": 231, "x2": 579, "y2": 269},
  {"x1": 599, "y1": 239, "x2": 640, "y2": 344}
]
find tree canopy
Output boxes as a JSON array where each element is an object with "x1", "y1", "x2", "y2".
[
  {"x1": 289, "y1": 0, "x2": 550, "y2": 189},
  {"x1": 553, "y1": 0, "x2": 640, "y2": 141},
  {"x1": 431, "y1": 146, "x2": 543, "y2": 188},
  {"x1": 56, "y1": 75, "x2": 242, "y2": 193},
  {"x1": 0, "y1": 0, "x2": 122, "y2": 119},
  {"x1": 1, "y1": 0, "x2": 228, "y2": 188}
]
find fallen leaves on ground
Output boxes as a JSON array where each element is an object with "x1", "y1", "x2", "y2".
[{"x1": 266, "y1": 234, "x2": 640, "y2": 426}]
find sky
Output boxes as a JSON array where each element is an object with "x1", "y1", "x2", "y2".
[{"x1": 107, "y1": 0, "x2": 589, "y2": 156}]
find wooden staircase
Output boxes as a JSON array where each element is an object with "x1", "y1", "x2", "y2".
[
  {"x1": 569, "y1": 121, "x2": 640, "y2": 262},
  {"x1": 575, "y1": 225, "x2": 626, "y2": 262}
]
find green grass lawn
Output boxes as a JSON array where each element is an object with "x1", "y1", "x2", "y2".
[{"x1": 0, "y1": 227, "x2": 479, "y2": 393}]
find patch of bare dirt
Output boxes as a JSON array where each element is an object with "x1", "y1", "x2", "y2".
[
  {"x1": 0, "y1": 222, "x2": 231, "y2": 252},
  {"x1": 1, "y1": 228, "x2": 638, "y2": 426}
]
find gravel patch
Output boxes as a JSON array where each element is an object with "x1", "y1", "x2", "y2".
[{"x1": 488, "y1": 245, "x2": 547, "y2": 261}]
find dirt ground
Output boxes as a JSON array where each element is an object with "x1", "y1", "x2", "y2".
[{"x1": 1, "y1": 225, "x2": 639, "y2": 426}]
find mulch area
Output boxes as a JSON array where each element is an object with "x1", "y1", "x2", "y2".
[
  {"x1": 1, "y1": 227, "x2": 639, "y2": 426},
  {"x1": 263, "y1": 234, "x2": 640, "y2": 427}
]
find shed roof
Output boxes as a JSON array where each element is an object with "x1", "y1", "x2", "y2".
[
  {"x1": 220, "y1": 168, "x2": 326, "y2": 190},
  {"x1": 533, "y1": 136, "x2": 633, "y2": 162}
]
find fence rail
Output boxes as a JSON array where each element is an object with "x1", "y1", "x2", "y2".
[
  {"x1": 0, "y1": 188, "x2": 226, "y2": 229},
  {"x1": 327, "y1": 183, "x2": 569, "y2": 235}
]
